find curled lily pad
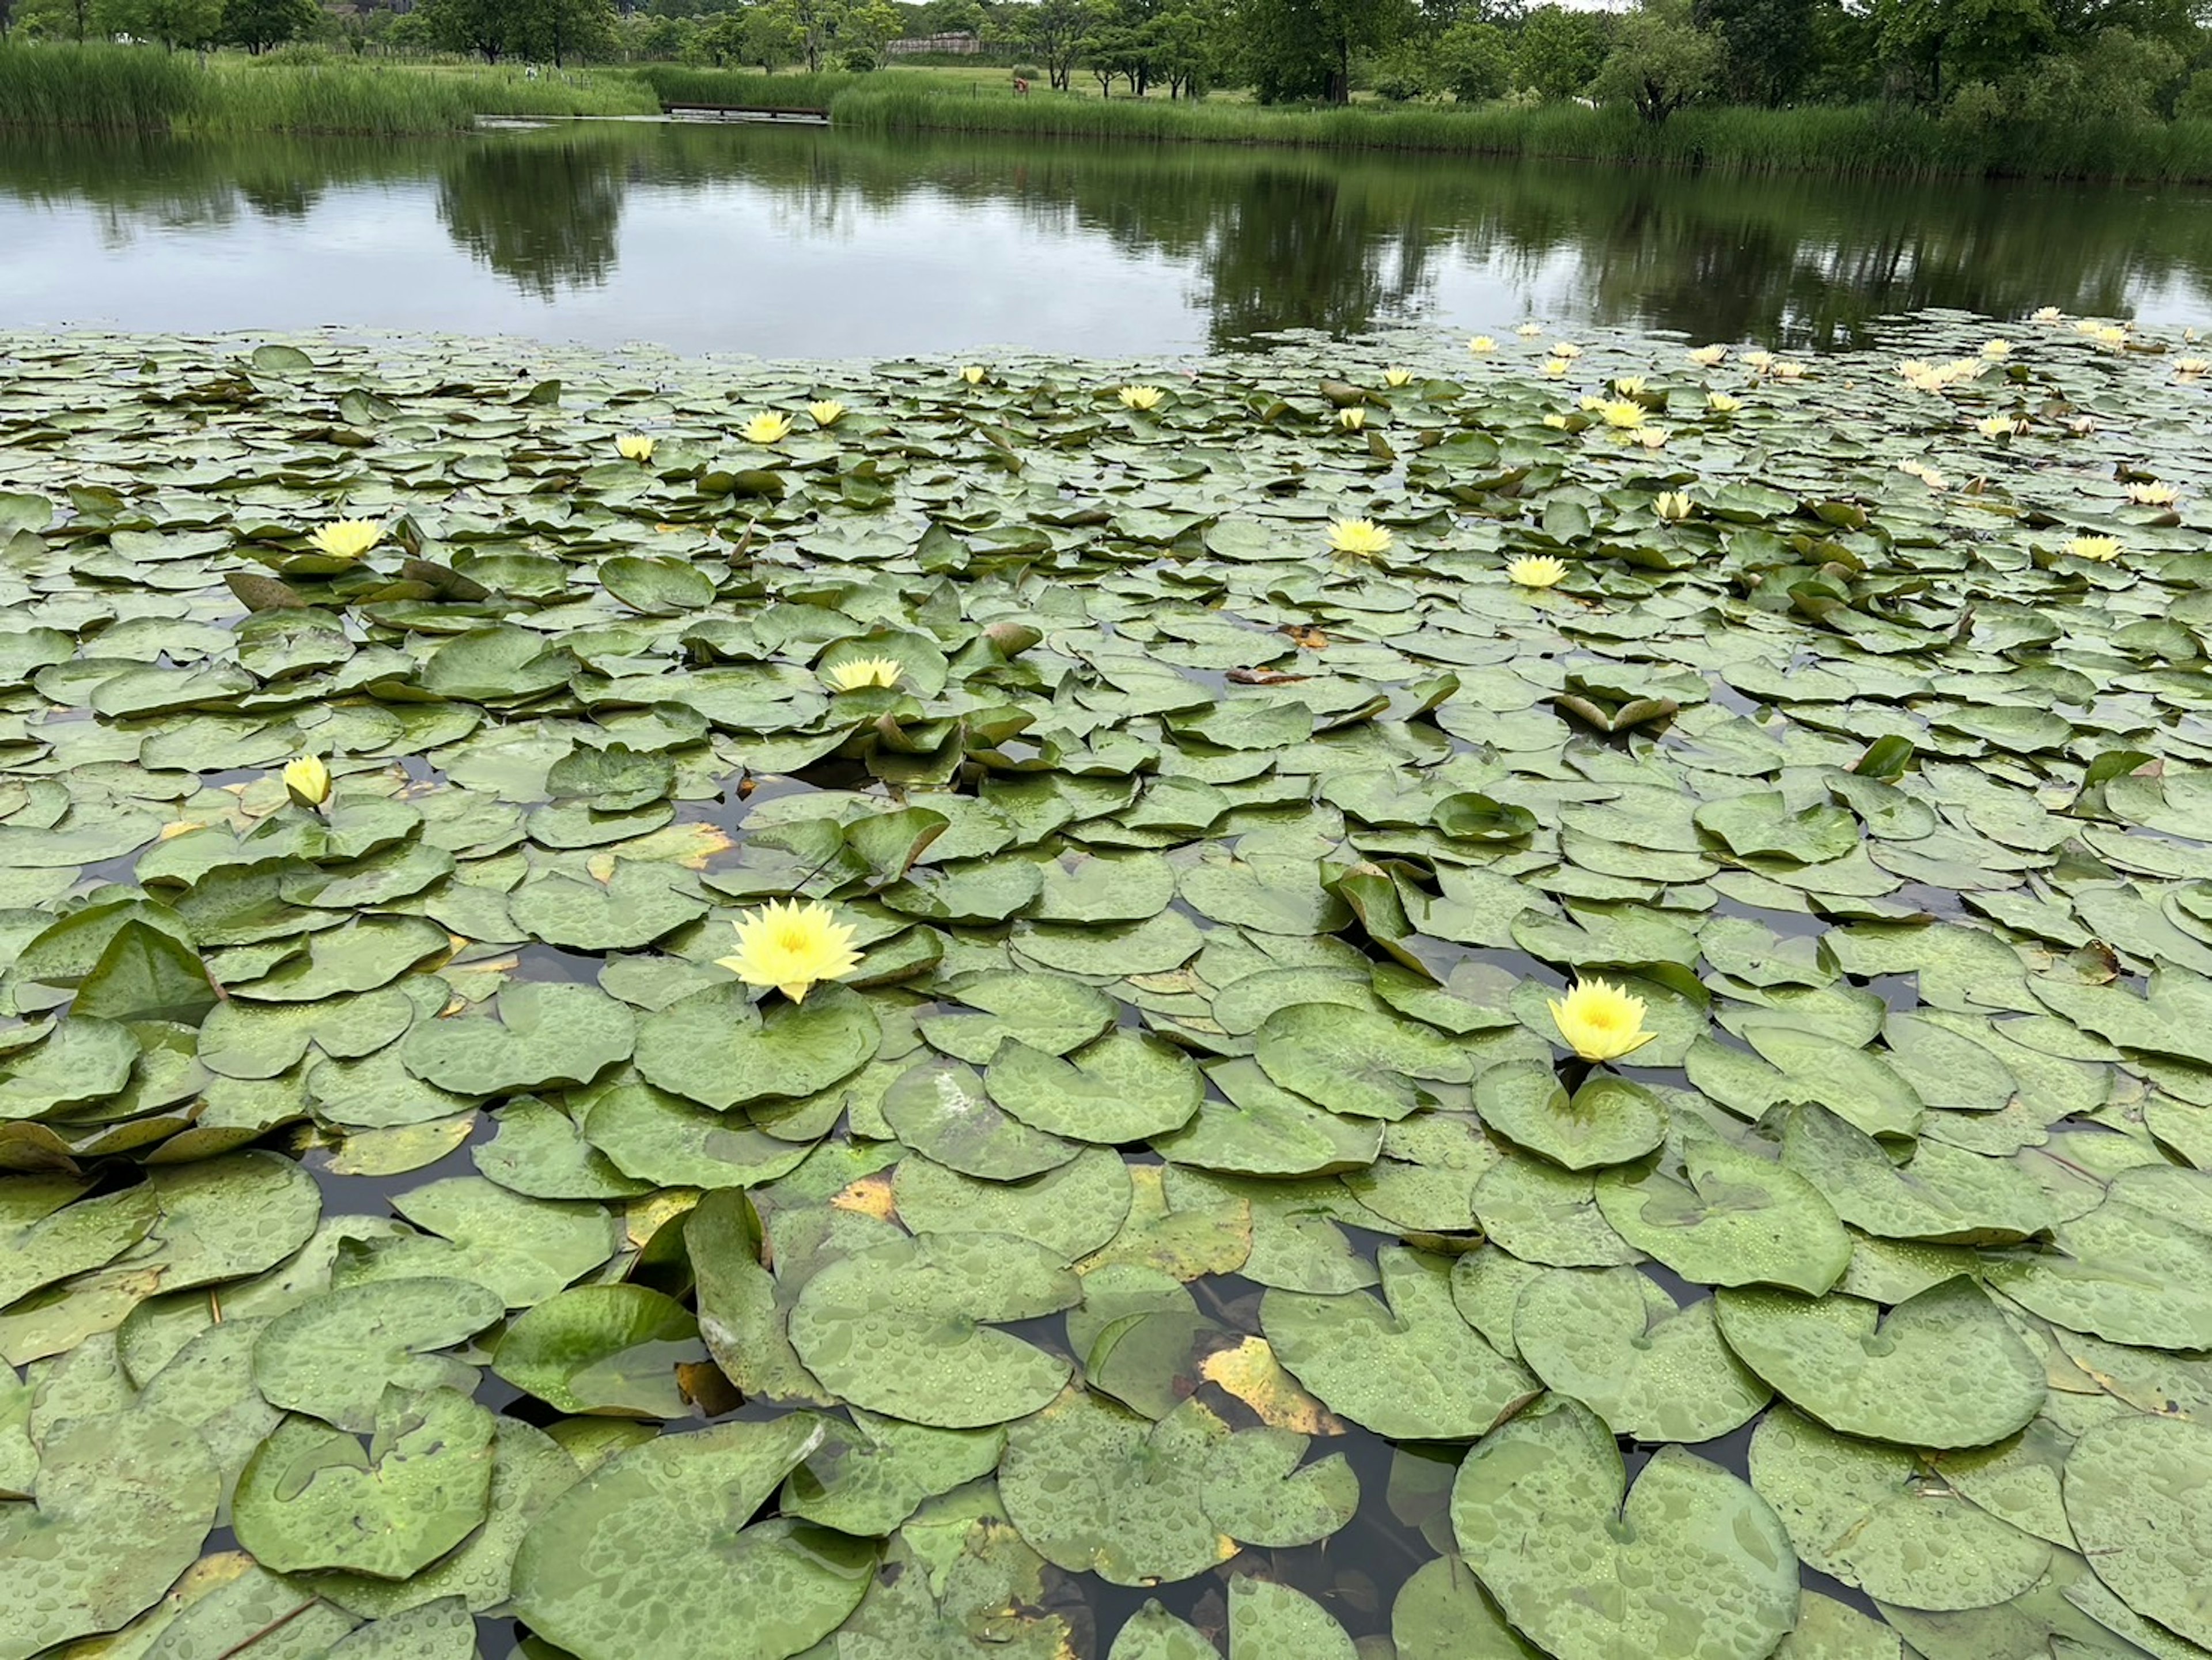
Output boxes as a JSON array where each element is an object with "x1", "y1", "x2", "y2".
[{"x1": 491, "y1": 1284, "x2": 704, "y2": 1417}]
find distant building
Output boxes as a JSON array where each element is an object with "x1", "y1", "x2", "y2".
[{"x1": 883, "y1": 31, "x2": 982, "y2": 56}]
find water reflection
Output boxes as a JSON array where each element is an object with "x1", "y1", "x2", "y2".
[{"x1": 2, "y1": 121, "x2": 2209, "y2": 354}]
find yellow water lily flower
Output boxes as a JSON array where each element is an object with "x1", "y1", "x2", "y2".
[
  {"x1": 960, "y1": 364, "x2": 987, "y2": 385},
  {"x1": 741, "y1": 412, "x2": 793, "y2": 445},
  {"x1": 1514, "y1": 322, "x2": 1543, "y2": 337},
  {"x1": 2062, "y1": 535, "x2": 2121, "y2": 562},
  {"x1": 1541, "y1": 414, "x2": 1570, "y2": 429},
  {"x1": 2088, "y1": 323, "x2": 2127, "y2": 347},
  {"x1": 1597, "y1": 400, "x2": 1646, "y2": 430},
  {"x1": 1118, "y1": 385, "x2": 1163, "y2": 411},
  {"x1": 1548, "y1": 977, "x2": 1656, "y2": 1062},
  {"x1": 616, "y1": 434, "x2": 656, "y2": 462},
  {"x1": 1507, "y1": 555, "x2": 1566, "y2": 588},
  {"x1": 1612, "y1": 375, "x2": 1646, "y2": 396},
  {"x1": 2126, "y1": 481, "x2": 2179, "y2": 506},
  {"x1": 1898, "y1": 459, "x2": 1950, "y2": 491},
  {"x1": 1742, "y1": 350, "x2": 1775, "y2": 372},
  {"x1": 1543, "y1": 358, "x2": 1570, "y2": 378},
  {"x1": 281, "y1": 754, "x2": 331, "y2": 809},
  {"x1": 2175, "y1": 357, "x2": 2210, "y2": 377},
  {"x1": 1326, "y1": 519, "x2": 1393, "y2": 558},
  {"x1": 1770, "y1": 361, "x2": 1806, "y2": 380},
  {"x1": 1980, "y1": 339, "x2": 2012, "y2": 360},
  {"x1": 1384, "y1": 367, "x2": 1414, "y2": 387},
  {"x1": 1338, "y1": 406, "x2": 1368, "y2": 431},
  {"x1": 824, "y1": 657, "x2": 904, "y2": 691},
  {"x1": 809, "y1": 400, "x2": 847, "y2": 427},
  {"x1": 1551, "y1": 342, "x2": 1582, "y2": 359},
  {"x1": 1975, "y1": 414, "x2": 2027, "y2": 438},
  {"x1": 1654, "y1": 491, "x2": 1692, "y2": 521},
  {"x1": 1469, "y1": 336, "x2": 1498, "y2": 353},
  {"x1": 2033, "y1": 306, "x2": 2063, "y2": 323},
  {"x1": 1707, "y1": 392, "x2": 1741, "y2": 414},
  {"x1": 1688, "y1": 345, "x2": 1728, "y2": 367},
  {"x1": 1634, "y1": 427, "x2": 1670, "y2": 449},
  {"x1": 306, "y1": 519, "x2": 381, "y2": 561},
  {"x1": 716, "y1": 899, "x2": 862, "y2": 1004}
]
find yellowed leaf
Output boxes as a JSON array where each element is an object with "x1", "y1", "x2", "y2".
[
  {"x1": 831, "y1": 1172, "x2": 898, "y2": 1222},
  {"x1": 1202, "y1": 1336, "x2": 1346, "y2": 1436}
]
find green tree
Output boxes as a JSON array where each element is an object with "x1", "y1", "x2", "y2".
[
  {"x1": 418, "y1": 0, "x2": 523, "y2": 60},
  {"x1": 1874, "y1": 0, "x2": 2055, "y2": 100},
  {"x1": 520, "y1": 0, "x2": 616, "y2": 63},
  {"x1": 1237, "y1": 0, "x2": 1410, "y2": 102},
  {"x1": 99, "y1": 0, "x2": 222, "y2": 47},
  {"x1": 1435, "y1": 16, "x2": 1512, "y2": 98},
  {"x1": 1695, "y1": 0, "x2": 1821, "y2": 103},
  {"x1": 1512, "y1": 3, "x2": 1608, "y2": 97},
  {"x1": 1592, "y1": 0, "x2": 1721, "y2": 119},
  {"x1": 220, "y1": 0, "x2": 319, "y2": 51},
  {"x1": 1018, "y1": 0, "x2": 1088, "y2": 86}
]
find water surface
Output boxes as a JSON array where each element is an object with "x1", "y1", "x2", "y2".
[{"x1": 4, "y1": 120, "x2": 2211, "y2": 354}]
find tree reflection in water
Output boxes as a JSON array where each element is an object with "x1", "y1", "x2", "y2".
[{"x1": 2, "y1": 120, "x2": 2205, "y2": 349}]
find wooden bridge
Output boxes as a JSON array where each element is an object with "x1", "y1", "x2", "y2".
[{"x1": 660, "y1": 103, "x2": 832, "y2": 126}]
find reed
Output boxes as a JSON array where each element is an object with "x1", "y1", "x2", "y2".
[{"x1": 0, "y1": 44, "x2": 656, "y2": 136}]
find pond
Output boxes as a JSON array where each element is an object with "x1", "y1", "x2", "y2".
[{"x1": 5, "y1": 118, "x2": 2212, "y2": 355}]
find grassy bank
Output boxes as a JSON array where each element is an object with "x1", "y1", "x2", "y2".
[
  {"x1": 7, "y1": 44, "x2": 2212, "y2": 179},
  {"x1": 0, "y1": 44, "x2": 656, "y2": 135}
]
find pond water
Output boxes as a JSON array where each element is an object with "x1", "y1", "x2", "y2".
[{"x1": 4, "y1": 118, "x2": 2212, "y2": 356}]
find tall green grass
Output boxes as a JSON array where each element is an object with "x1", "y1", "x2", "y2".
[
  {"x1": 828, "y1": 84, "x2": 2212, "y2": 182},
  {"x1": 0, "y1": 41, "x2": 199, "y2": 131},
  {"x1": 0, "y1": 44, "x2": 656, "y2": 135}
]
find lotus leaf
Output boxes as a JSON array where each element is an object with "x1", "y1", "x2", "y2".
[
  {"x1": 634, "y1": 981, "x2": 880, "y2": 1111},
  {"x1": 1255, "y1": 1002, "x2": 1474, "y2": 1121},
  {"x1": 400, "y1": 982, "x2": 635, "y2": 1094},
  {"x1": 2061, "y1": 1413, "x2": 2212, "y2": 1647},
  {"x1": 252, "y1": 1276, "x2": 503, "y2": 1432},
  {"x1": 984, "y1": 1030, "x2": 1203, "y2": 1143},
  {"x1": 1595, "y1": 1129, "x2": 1851, "y2": 1295}
]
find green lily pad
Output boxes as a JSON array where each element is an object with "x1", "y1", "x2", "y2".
[
  {"x1": 1451, "y1": 1396, "x2": 1799, "y2": 1660},
  {"x1": 401, "y1": 982, "x2": 635, "y2": 1094},
  {"x1": 2061, "y1": 1413, "x2": 2212, "y2": 1647},
  {"x1": 781, "y1": 1409, "x2": 1006, "y2": 1536},
  {"x1": 878, "y1": 1057, "x2": 1080, "y2": 1181},
  {"x1": 233, "y1": 1387, "x2": 495, "y2": 1579},
  {"x1": 634, "y1": 981, "x2": 880, "y2": 1111},
  {"x1": 511, "y1": 1417, "x2": 876, "y2": 1660},
  {"x1": 1255, "y1": 1003, "x2": 1474, "y2": 1121},
  {"x1": 1261, "y1": 1246, "x2": 1536, "y2": 1439},
  {"x1": 506, "y1": 864, "x2": 706, "y2": 951},
  {"x1": 252, "y1": 1275, "x2": 504, "y2": 1432},
  {"x1": 0, "y1": 1409, "x2": 220, "y2": 1660},
  {"x1": 1513, "y1": 1265, "x2": 1771, "y2": 1442},
  {"x1": 1714, "y1": 1277, "x2": 2046, "y2": 1449},
  {"x1": 786, "y1": 1231, "x2": 1080, "y2": 1427},
  {"x1": 492, "y1": 1284, "x2": 704, "y2": 1416},
  {"x1": 1476, "y1": 1061, "x2": 1667, "y2": 1170},
  {"x1": 1594, "y1": 1128, "x2": 1851, "y2": 1295},
  {"x1": 984, "y1": 1031, "x2": 1203, "y2": 1143}
]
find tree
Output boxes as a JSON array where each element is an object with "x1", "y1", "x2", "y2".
[
  {"x1": 521, "y1": 0, "x2": 617, "y2": 63},
  {"x1": 1237, "y1": 0, "x2": 1410, "y2": 102},
  {"x1": 1435, "y1": 16, "x2": 1512, "y2": 98},
  {"x1": 1018, "y1": 0, "x2": 1086, "y2": 86},
  {"x1": 1512, "y1": 4, "x2": 1608, "y2": 97},
  {"x1": 1695, "y1": 0, "x2": 1820, "y2": 103},
  {"x1": 1873, "y1": 0, "x2": 2056, "y2": 101},
  {"x1": 1592, "y1": 0, "x2": 1721, "y2": 119},
  {"x1": 419, "y1": 0, "x2": 523, "y2": 60},
  {"x1": 220, "y1": 0, "x2": 319, "y2": 51},
  {"x1": 99, "y1": 0, "x2": 222, "y2": 48},
  {"x1": 762, "y1": 0, "x2": 900, "y2": 70}
]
